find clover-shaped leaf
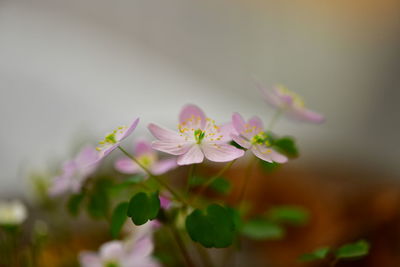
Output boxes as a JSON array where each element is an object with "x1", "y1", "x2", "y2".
[
  {"x1": 273, "y1": 136, "x2": 299, "y2": 158},
  {"x1": 299, "y1": 247, "x2": 330, "y2": 262},
  {"x1": 110, "y1": 202, "x2": 129, "y2": 238},
  {"x1": 267, "y1": 205, "x2": 309, "y2": 226},
  {"x1": 241, "y1": 218, "x2": 285, "y2": 240},
  {"x1": 335, "y1": 240, "x2": 370, "y2": 259},
  {"x1": 185, "y1": 204, "x2": 236, "y2": 248},
  {"x1": 127, "y1": 191, "x2": 160, "y2": 225}
]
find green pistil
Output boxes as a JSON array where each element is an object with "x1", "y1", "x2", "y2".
[
  {"x1": 105, "y1": 133, "x2": 117, "y2": 144},
  {"x1": 194, "y1": 129, "x2": 205, "y2": 144},
  {"x1": 251, "y1": 132, "x2": 271, "y2": 146}
]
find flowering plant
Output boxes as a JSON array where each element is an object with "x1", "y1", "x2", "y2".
[{"x1": 1, "y1": 84, "x2": 371, "y2": 266}]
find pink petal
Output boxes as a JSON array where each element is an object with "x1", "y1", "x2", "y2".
[
  {"x1": 151, "y1": 140, "x2": 191, "y2": 156},
  {"x1": 270, "y1": 150, "x2": 288, "y2": 163},
  {"x1": 232, "y1": 112, "x2": 246, "y2": 134},
  {"x1": 114, "y1": 158, "x2": 142, "y2": 174},
  {"x1": 179, "y1": 104, "x2": 206, "y2": 129},
  {"x1": 49, "y1": 175, "x2": 70, "y2": 196},
  {"x1": 177, "y1": 145, "x2": 204, "y2": 165},
  {"x1": 202, "y1": 143, "x2": 245, "y2": 162},
  {"x1": 100, "y1": 241, "x2": 124, "y2": 261},
  {"x1": 289, "y1": 107, "x2": 325, "y2": 124},
  {"x1": 118, "y1": 118, "x2": 140, "y2": 141},
  {"x1": 159, "y1": 195, "x2": 172, "y2": 209},
  {"x1": 97, "y1": 144, "x2": 119, "y2": 162},
  {"x1": 231, "y1": 134, "x2": 251, "y2": 149},
  {"x1": 151, "y1": 158, "x2": 177, "y2": 175},
  {"x1": 218, "y1": 122, "x2": 236, "y2": 142},
  {"x1": 258, "y1": 85, "x2": 284, "y2": 108},
  {"x1": 248, "y1": 116, "x2": 264, "y2": 132},
  {"x1": 134, "y1": 140, "x2": 154, "y2": 157},
  {"x1": 131, "y1": 236, "x2": 154, "y2": 258},
  {"x1": 148, "y1": 124, "x2": 185, "y2": 141},
  {"x1": 251, "y1": 145, "x2": 287, "y2": 163},
  {"x1": 76, "y1": 146, "x2": 99, "y2": 166},
  {"x1": 79, "y1": 252, "x2": 102, "y2": 267}
]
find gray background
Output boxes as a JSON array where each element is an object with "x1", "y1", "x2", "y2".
[{"x1": 1, "y1": 0, "x2": 399, "y2": 195}]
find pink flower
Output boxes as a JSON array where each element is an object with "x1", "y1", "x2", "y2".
[
  {"x1": 115, "y1": 140, "x2": 177, "y2": 175},
  {"x1": 79, "y1": 236, "x2": 160, "y2": 267},
  {"x1": 96, "y1": 118, "x2": 140, "y2": 160},
  {"x1": 49, "y1": 146, "x2": 99, "y2": 196},
  {"x1": 231, "y1": 113, "x2": 288, "y2": 163},
  {"x1": 259, "y1": 84, "x2": 324, "y2": 123},
  {"x1": 148, "y1": 104, "x2": 244, "y2": 165}
]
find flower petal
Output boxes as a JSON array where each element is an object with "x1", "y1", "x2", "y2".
[
  {"x1": 179, "y1": 104, "x2": 206, "y2": 129},
  {"x1": 134, "y1": 140, "x2": 154, "y2": 157},
  {"x1": 289, "y1": 107, "x2": 325, "y2": 124},
  {"x1": 218, "y1": 122, "x2": 235, "y2": 142},
  {"x1": 49, "y1": 175, "x2": 70, "y2": 196},
  {"x1": 251, "y1": 145, "x2": 287, "y2": 163},
  {"x1": 99, "y1": 241, "x2": 124, "y2": 261},
  {"x1": 177, "y1": 145, "x2": 204, "y2": 165},
  {"x1": 76, "y1": 146, "x2": 99, "y2": 166},
  {"x1": 248, "y1": 116, "x2": 264, "y2": 132},
  {"x1": 232, "y1": 112, "x2": 246, "y2": 134},
  {"x1": 258, "y1": 85, "x2": 284, "y2": 108},
  {"x1": 151, "y1": 158, "x2": 177, "y2": 175},
  {"x1": 202, "y1": 143, "x2": 245, "y2": 162},
  {"x1": 118, "y1": 118, "x2": 140, "y2": 141},
  {"x1": 152, "y1": 140, "x2": 191, "y2": 155},
  {"x1": 270, "y1": 150, "x2": 288, "y2": 163},
  {"x1": 114, "y1": 158, "x2": 142, "y2": 174},
  {"x1": 79, "y1": 252, "x2": 102, "y2": 267},
  {"x1": 231, "y1": 134, "x2": 251, "y2": 149},
  {"x1": 148, "y1": 124, "x2": 184, "y2": 141}
]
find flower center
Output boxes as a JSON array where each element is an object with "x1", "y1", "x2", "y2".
[
  {"x1": 277, "y1": 86, "x2": 305, "y2": 108},
  {"x1": 194, "y1": 129, "x2": 205, "y2": 144},
  {"x1": 251, "y1": 132, "x2": 272, "y2": 146},
  {"x1": 138, "y1": 155, "x2": 153, "y2": 168},
  {"x1": 96, "y1": 126, "x2": 126, "y2": 151}
]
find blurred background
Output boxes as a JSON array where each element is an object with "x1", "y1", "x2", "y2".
[{"x1": 1, "y1": 0, "x2": 400, "y2": 266}]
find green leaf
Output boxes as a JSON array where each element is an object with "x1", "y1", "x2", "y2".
[
  {"x1": 273, "y1": 137, "x2": 299, "y2": 158},
  {"x1": 267, "y1": 206, "x2": 309, "y2": 226},
  {"x1": 127, "y1": 191, "x2": 160, "y2": 225},
  {"x1": 185, "y1": 204, "x2": 236, "y2": 248},
  {"x1": 67, "y1": 193, "x2": 85, "y2": 216},
  {"x1": 335, "y1": 240, "x2": 370, "y2": 260},
  {"x1": 241, "y1": 218, "x2": 285, "y2": 240},
  {"x1": 110, "y1": 202, "x2": 129, "y2": 238},
  {"x1": 298, "y1": 247, "x2": 330, "y2": 262}
]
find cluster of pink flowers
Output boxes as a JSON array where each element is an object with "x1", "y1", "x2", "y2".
[
  {"x1": 48, "y1": 84, "x2": 324, "y2": 265},
  {"x1": 49, "y1": 85, "x2": 324, "y2": 196}
]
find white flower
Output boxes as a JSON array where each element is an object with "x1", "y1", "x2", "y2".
[{"x1": 0, "y1": 200, "x2": 27, "y2": 226}]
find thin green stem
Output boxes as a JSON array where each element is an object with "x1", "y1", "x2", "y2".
[
  {"x1": 193, "y1": 160, "x2": 237, "y2": 200},
  {"x1": 236, "y1": 158, "x2": 256, "y2": 208},
  {"x1": 267, "y1": 108, "x2": 283, "y2": 131},
  {"x1": 167, "y1": 222, "x2": 196, "y2": 267},
  {"x1": 185, "y1": 164, "x2": 196, "y2": 196},
  {"x1": 118, "y1": 146, "x2": 189, "y2": 206}
]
